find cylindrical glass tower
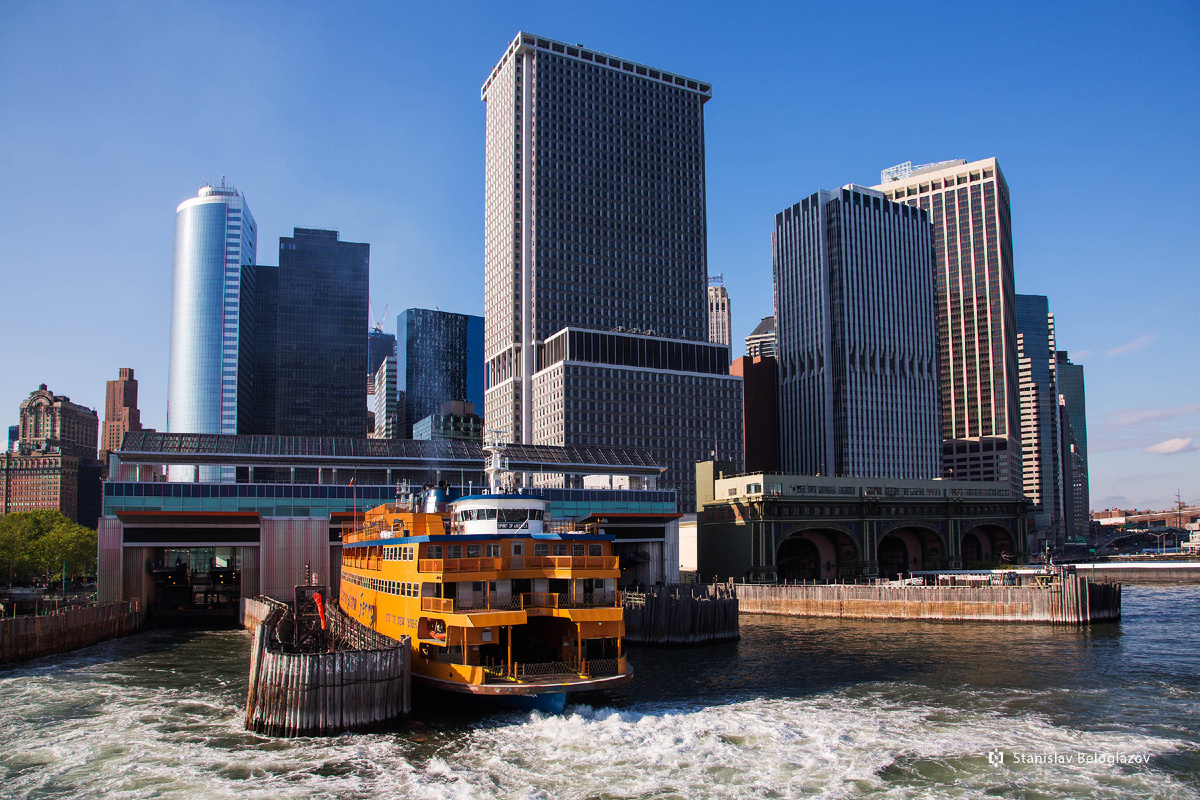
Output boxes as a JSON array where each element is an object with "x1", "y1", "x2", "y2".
[{"x1": 166, "y1": 181, "x2": 256, "y2": 480}]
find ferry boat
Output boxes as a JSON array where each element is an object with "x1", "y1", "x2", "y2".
[{"x1": 337, "y1": 460, "x2": 632, "y2": 712}]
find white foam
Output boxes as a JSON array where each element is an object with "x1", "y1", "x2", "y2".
[{"x1": 0, "y1": 632, "x2": 1195, "y2": 799}]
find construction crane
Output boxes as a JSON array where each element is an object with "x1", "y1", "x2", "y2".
[{"x1": 369, "y1": 300, "x2": 389, "y2": 333}]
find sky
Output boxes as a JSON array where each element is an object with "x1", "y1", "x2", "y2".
[{"x1": 1, "y1": 1, "x2": 1196, "y2": 511}]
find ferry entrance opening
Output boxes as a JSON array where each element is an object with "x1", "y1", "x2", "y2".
[{"x1": 149, "y1": 546, "x2": 241, "y2": 618}]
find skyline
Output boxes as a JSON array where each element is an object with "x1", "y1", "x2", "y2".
[{"x1": 1, "y1": 2, "x2": 1197, "y2": 510}]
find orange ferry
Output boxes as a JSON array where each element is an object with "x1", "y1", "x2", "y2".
[{"x1": 338, "y1": 490, "x2": 632, "y2": 712}]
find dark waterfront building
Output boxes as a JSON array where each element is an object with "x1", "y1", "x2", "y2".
[
  {"x1": 367, "y1": 329, "x2": 397, "y2": 393},
  {"x1": 481, "y1": 32, "x2": 742, "y2": 508},
  {"x1": 877, "y1": 159, "x2": 1022, "y2": 494},
  {"x1": 412, "y1": 400, "x2": 484, "y2": 442},
  {"x1": 397, "y1": 309, "x2": 484, "y2": 439},
  {"x1": 730, "y1": 355, "x2": 779, "y2": 473},
  {"x1": 695, "y1": 465, "x2": 1025, "y2": 582},
  {"x1": 276, "y1": 228, "x2": 370, "y2": 438},
  {"x1": 772, "y1": 185, "x2": 940, "y2": 480}
]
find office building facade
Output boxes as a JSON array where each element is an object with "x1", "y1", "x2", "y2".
[
  {"x1": 480, "y1": 33, "x2": 740, "y2": 508},
  {"x1": 397, "y1": 309, "x2": 484, "y2": 439},
  {"x1": 745, "y1": 316, "x2": 776, "y2": 358},
  {"x1": 167, "y1": 181, "x2": 257, "y2": 439},
  {"x1": 1056, "y1": 350, "x2": 1090, "y2": 537},
  {"x1": 707, "y1": 279, "x2": 732, "y2": 346},
  {"x1": 367, "y1": 330, "x2": 397, "y2": 393},
  {"x1": 372, "y1": 356, "x2": 399, "y2": 439},
  {"x1": 876, "y1": 158, "x2": 1021, "y2": 492},
  {"x1": 773, "y1": 185, "x2": 940, "y2": 479},
  {"x1": 1015, "y1": 294, "x2": 1063, "y2": 543},
  {"x1": 730, "y1": 354, "x2": 779, "y2": 473},
  {"x1": 275, "y1": 228, "x2": 370, "y2": 438},
  {"x1": 2, "y1": 384, "x2": 100, "y2": 523},
  {"x1": 100, "y1": 368, "x2": 144, "y2": 463}
]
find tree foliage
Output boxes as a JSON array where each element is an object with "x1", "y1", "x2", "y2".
[{"x1": 0, "y1": 511, "x2": 97, "y2": 586}]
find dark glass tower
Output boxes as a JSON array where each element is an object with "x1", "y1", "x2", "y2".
[
  {"x1": 275, "y1": 228, "x2": 369, "y2": 437},
  {"x1": 397, "y1": 308, "x2": 484, "y2": 438},
  {"x1": 368, "y1": 330, "x2": 398, "y2": 388}
]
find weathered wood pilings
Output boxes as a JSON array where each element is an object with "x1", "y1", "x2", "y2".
[
  {"x1": 0, "y1": 601, "x2": 143, "y2": 665},
  {"x1": 737, "y1": 574, "x2": 1120, "y2": 625},
  {"x1": 623, "y1": 583, "x2": 740, "y2": 645},
  {"x1": 243, "y1": 599, "x2": 410, "y2": 736}
]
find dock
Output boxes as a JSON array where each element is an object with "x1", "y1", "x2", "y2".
[
  {"x1": 737, "y1": 569, "x2": 1120, "y2": 625},
  {"x1": 623, "y1": 583, "x2": 740, "y2": 644},
  {"x1": 0, "y1": 601, "x2": 144, "y2": 665},
  {"x1": 243, "y1": 595, "x2": 410, "y2": 736}
]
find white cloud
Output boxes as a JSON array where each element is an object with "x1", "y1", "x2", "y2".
[
  {"x1": 1106, "y1": 332, "x2": 1158, "y2": 357},
  {"x1": 1071, "y1": 349, "x2": 1092, "y2": 360},
  {"x1": 1144, "y1": 437, "x2": 1198, "y2": 455}
]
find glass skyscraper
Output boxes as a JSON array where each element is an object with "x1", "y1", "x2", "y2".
[
  {"x1": 773, "y1": 185, "x2": 940, "y2": 479},
  {"x1": 275, "y1": 229, "x2": 370, "y2": 438},
  {"x1": 167, "y1": 181, "x2": 257, "y2": 481},
  {"x1": 1015, "y1": 294, "x2": 1063, "y2": 542},
  {"x1": 397, "y1": 308, "x2": 484, "y2": 439}
]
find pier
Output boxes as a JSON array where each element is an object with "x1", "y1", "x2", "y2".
[
  {"x1": 737, "y1": 570, "x2": 1120, "y2": 625},
  {"x1": 243, "y1": 595, "x2": 410, "y2": 736},
  {"x1": 0, "y1": 601, "x2": 144, "y2": 665},
  {"x1": 623, "y1": 584, "x2": 740, "y2": 644}
]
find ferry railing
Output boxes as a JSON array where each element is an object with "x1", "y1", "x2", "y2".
[
  {"x1": 512, "y1": 555, "x2": 619, "y2": 570},
  {"x1": 420, "y1": 597, "x2": 454, "y2": 613},
  {"x1": 585, "y1": 658, "x2": 619, "y2": 677},
  {"x1": 512, "y1": 660, "x2": 581, "y2": 679},
  {"x1": 520, "y1": 592, "x2": 621, "y2": 610}
]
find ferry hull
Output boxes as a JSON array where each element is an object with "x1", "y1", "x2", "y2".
[{"x1": 413, "y1": 667, "x2": 633, "y2": 714}]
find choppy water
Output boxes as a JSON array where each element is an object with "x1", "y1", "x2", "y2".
[{"x1": 2, "y1": 585, "x2": 1198, "y2": 799}]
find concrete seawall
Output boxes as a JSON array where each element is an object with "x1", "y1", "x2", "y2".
[{"x1": 737, "y1": 576, "x2": 1119, "y2": 626}]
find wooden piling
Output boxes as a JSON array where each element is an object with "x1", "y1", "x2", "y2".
[
  {"x1": 623, "y1": 583, "x2": 740, "y2": 645},
  {"x1": 0, "y1": 601, "x2": 144, "y2": 665},
  {"x1": 243, "y1": 599, "x2": 410, "y2": 737}
]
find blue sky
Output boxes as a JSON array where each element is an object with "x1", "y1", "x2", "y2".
[{"x1": 1, "y1": 1, "x2": 1196, "y2": 510}]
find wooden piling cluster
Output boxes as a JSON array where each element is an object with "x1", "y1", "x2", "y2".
[
  {"x1": 737, "y1": 573, "x2": 1120, "y2": 625},
  {"x1": 0, "y1": 601, "x2": 143, "y2": 665},
  {"x1": 244, "y1": 599, "x2": 410, "y2": 736},
  {"x1": 623, "y1": 583, "x2": 740, "y2": 644}
]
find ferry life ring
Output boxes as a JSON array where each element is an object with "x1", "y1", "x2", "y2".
[{"x1": 432, "y1": 619, "x2": 446, "y2": 641}]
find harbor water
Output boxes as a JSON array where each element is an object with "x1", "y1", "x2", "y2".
[{"x1": 1, "y1": 584, "x2": 1197, "y2": 799}]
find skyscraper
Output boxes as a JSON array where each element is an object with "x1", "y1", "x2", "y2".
[
  {"x1": 876, "y1": 158, "x2": 1021, "y2": 493},
  {"x1": 1015, "y1": 294, "x2": 1063, "y2": 543},
  {"x1": 167, "y1": 180, "x2": 257, "y2": 441},
  {"x1": 480, "y1": 32, "x2": 741, "y2": 508},
  {"x1": 745, "y1": 316, "x2": 776, "y2": 359},
  {"x1": 707, "y1": 277, "x2": 732, "y2": 346},
  {"x1": 100, "y1": 368, "x2": 143, "y2": 463},
  {"x1": 1056, "y1": 350, "x2": 1090, "y2": 537},
  {"x1": 367, "y1": 329, "x2": 397, "y2": 393},
  {"x1": 275, "y1": 228, "x2": 369, "y2": 438},
  {"x1": 773, "y1": 185, "x2": 940, "y2": 479},
  {"x1": 397, "y1": 308, "x2": 484, "y2": 439},
  {"x1": 372, "y1": 356, "x2": 399, "y2": 439}
]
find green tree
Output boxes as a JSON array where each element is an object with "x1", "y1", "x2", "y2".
[
  {"x1": 29, "y1": 521, "x2": 97, "y2": 585},
  {"x1": 0, "y1": 510, "x2": 87, "y2": 586}
]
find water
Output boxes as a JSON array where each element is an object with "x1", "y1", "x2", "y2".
[{"x1": 2, "y1": 585, "x2": 1198, "y2": 799}]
